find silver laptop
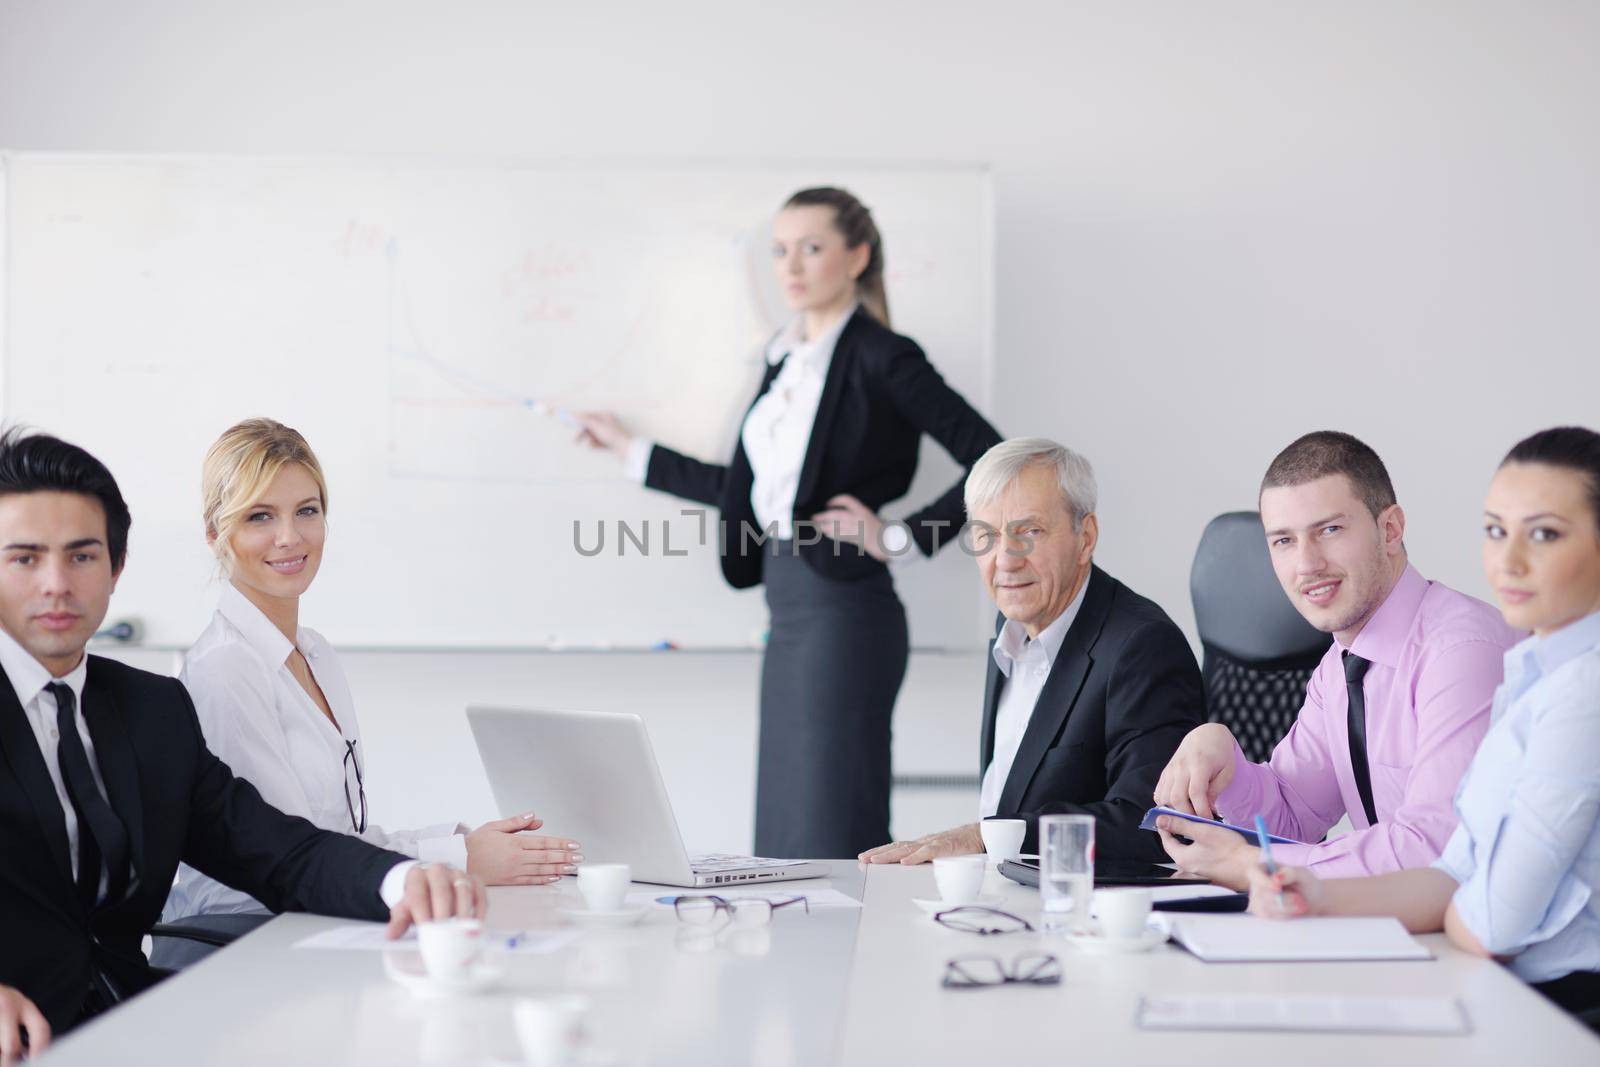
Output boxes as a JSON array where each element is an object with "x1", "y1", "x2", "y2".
[{"x1": 467, "y1": 706, "x2": 823, "y2": 887}]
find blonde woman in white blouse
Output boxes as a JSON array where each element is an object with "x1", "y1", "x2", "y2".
[{"x1": 162, "y1": 419, "x2": 580, "y2": 926}]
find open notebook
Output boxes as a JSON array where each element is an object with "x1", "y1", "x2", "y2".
[{"x1": 1163, "y1": 914, "x2": 1432, "y2": 962}]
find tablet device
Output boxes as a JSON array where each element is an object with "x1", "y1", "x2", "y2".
[
  {"x1": 998, "y1": 858, "x2": 1211, "y2": 887},
  {"x1": 1139, "y1": 806, "x2": 1301, "y2": 845}
]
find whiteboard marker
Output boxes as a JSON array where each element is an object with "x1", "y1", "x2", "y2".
[{"x1": 530, "y1": 400, "x2": 580, "y2": 426}]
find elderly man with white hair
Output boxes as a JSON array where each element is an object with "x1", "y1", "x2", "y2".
[{"x1": 860, "y1": 437, "x2": 1205, "y2": 864}]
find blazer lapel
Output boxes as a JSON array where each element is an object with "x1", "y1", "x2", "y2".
[
  {"x1": 978, "y1": 614, "x2": 1006, "y2": 775},
  {"x1": 83, "y1": 659, "x2": 145, "y2": 898},
  {"x1": 996, "y1": 567, "x2": 1116, "y2": 815},
  {"x1": 792, "y1": 310, "x2": 863, "y2": 510},
  {"x1": 0, "y1": 667, "x2": 75, "y2": 889},
  {"x1": 725, "y1": 350, "x2": 790, "y2": 505},
  {"x1": 749, "y1": 353, "x2": 786, "y2": 409}
]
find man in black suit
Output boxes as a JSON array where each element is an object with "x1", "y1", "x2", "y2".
[
  {"x1": 0, "y1": 431, "x2": 483, "y2": 1059},
  {"x1": 860, "y1": 437, "x2": 1204, "y2": 866}
]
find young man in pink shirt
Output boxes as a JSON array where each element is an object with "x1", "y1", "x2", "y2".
[{"x1": 1153, "y1": 431, "x2": 1519, "y2": 889}]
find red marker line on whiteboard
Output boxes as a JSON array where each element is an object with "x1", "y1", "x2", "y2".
[{"x1": 529, "y1": 400, "x2": 580, "y2": 426}]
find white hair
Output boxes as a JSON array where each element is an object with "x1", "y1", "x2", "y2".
[{"x1": 963, "y1": 437, "x2": 1098, "y2": 525}]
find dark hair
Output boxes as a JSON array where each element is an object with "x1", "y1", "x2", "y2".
[
  {"x1": 0, "y1": 428, "x2": 132, "y2": 572},
  {"x1": 1501, "y1": 426, "x2": 1600, "y2": 532},
  {"x1": 783, "y1": 186, "x2": 890, "y2": 328},
  {"x1": 1260, "y1": 430, "x2": 1397, "y2": 520}
]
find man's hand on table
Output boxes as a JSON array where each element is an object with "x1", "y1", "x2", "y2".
[
  {"x1": 386, "y1": 862, "x2": 487, "y2": 939},
  {"x1": 858, "y1": 823, "x2": 985, "y2": 865}
]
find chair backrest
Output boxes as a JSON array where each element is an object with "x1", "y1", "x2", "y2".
[{"x1": 1190, "y1": 511, "x2": 1331, "y2": 762}]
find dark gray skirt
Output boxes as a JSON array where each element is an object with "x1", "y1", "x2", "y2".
[{"x1": 754, "y1": 545, "x2": 908, "y2": 859}]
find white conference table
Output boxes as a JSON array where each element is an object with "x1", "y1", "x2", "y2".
[{"x1": 41, "y1": 861, "x2": 1600, "y2": 1066}]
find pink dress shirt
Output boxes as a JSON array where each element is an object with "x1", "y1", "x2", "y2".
[{"x1": 1216, "y1": 563, "x2": 1520, "y2": 877}]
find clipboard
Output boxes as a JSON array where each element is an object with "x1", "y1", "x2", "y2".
[{"x1": 1140, "y1": 806, "x2": 1302, "y2": 845}]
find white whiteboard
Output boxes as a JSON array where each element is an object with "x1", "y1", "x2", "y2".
[{"x1": 0, "y1": 155, "x2": 994, "y2": 649}]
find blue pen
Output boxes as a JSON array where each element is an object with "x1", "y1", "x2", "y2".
[{"x1": 1253, "y1": 815, "x2": 1285, "y2": 911}]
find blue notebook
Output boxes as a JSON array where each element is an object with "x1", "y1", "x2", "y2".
[{"x1": 1139, "y1": 806, "x2": 1302, "y2": 846}]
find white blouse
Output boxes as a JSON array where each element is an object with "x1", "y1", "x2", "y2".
[
  {"x1": 737, "y1": 304, "x2": 855, "y2": 539},
  {"x1": 162, "y1": 582, "x2": 466, "y2": 919},
  {"x1": 623, "y1": 304, "x2": 916, "y2": 554}
]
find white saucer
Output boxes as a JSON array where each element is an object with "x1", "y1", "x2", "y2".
[
  {"x1": 911, "y1": 894, "x2": 1004, "y2": 915},
  {"x1": 557, "y1": 905, "x2": 649, "y2": 927},
  {"x1": 1062, "y1": 926, "x2": 1168, "y2": 954},
  {"x1": 383, "y1": 952, "x2": 505, "y2": 997}
]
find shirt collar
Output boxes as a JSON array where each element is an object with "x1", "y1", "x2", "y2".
[
  {"x1": 1345, "y1": 562, "x2": 1428, "y2": 668},
  {"x1": 217, "y1": 581, "x2": 299, "y2": 667},
  {"x1": 0, "y1": 621, "x2": 89, "y2": 709},
  {"x1": 1505, "y1": 606, "x2": 1600, "y2": 688},
  {"x1": 992, "y1": 572, "x2": 1090, "y2": 678},
  {"x1": 765, "y1": 302, "x2": 858, "y2": 367}
]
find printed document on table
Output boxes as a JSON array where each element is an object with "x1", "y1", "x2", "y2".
[
  {"x1": 630, "y1": 887, "x2": 863, "y2": 909},
  {"x1": 294, "y1": 924, "x2": 578, "y2": 954},
  {"x1": 1137, "y1": 994, "x2": 1469, "y2": 1035}
]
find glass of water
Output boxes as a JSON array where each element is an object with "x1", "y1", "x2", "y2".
[{"x1": 1038, "y1": 814, "x2": 1094, "y2": 934}]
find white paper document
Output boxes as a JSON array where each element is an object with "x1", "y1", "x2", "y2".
[
  {"x1": 293, "y1": 924, "x2": 578, "y2": 954},
  {"x1": 1166, "y1": 915, "x2": 1432, "y2": 962},
  {"x1": 629, "y1": 886, "x2": 863, "y2": 910},
  {"x1": 1137, "y1": 994, "x2": 1470, "y2": 1035}
]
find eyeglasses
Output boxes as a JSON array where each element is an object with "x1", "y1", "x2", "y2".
[
  {"x1": 933, "y1": 906, "x2": 1035, "y2": 936},
  {"x1": 672, "y1": 894, "x2": 809, "y2": 927},
  {"x1": 942, "y1": 954, "x2": 1061, "y2": 990},
  {"x1": 342, "y1": 738, "x2": 367, "y2": 834}
]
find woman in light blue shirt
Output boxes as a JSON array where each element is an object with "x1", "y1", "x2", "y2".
[{"x1": 1249, "y1": 426, "x2": 1600, "y2": 1016}]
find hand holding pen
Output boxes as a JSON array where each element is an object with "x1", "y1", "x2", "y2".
[
  {"x1": 1254, "y1": 815, "x2": 1284, "y2": 911},
  {"x1": 1247, "y1": 814, "x2": 1322, "y2": 918}
]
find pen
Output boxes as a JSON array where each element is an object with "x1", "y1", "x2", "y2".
[
  {"x1": 530, "y1": 399, "x2": 580, "y2": 426},
  {"x1": 1253, "y1": 815, "x2": 1285, "y2": 911}
]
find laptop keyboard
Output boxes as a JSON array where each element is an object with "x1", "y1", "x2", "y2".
[{"x1": 689, "y1": 854, "x2": 810, "y2": 872}]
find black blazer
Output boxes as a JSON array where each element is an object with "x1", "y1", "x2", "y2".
[
  {"x1": 981, "y1": 566, "x2": 1205, "y2": 862},
  {"x1": 0, "y1": 655, "x2": 405, "y2": 1033},
  {"x1": 645, "y1": 309, "x2": 1001, "y2": 589}
]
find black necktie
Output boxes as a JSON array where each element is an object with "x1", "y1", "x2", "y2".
[
  {"x1": 48, "y1": 683, "x2": 131, "y2": 909},
  {"x1": 1342, "y1": 652, "x2": 1379, "y2": 827}
]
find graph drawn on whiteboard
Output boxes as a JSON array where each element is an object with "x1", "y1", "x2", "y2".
[
  {"x1": 2, "y1": 156, "x2": 994, "y2": 648},
  {"x1": 377, "y1": 203, "x2": 778, "y2": 485}
]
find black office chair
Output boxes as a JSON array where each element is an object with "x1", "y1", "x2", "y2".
[
  {"x1": 1190, "y1": 511, "x2": 1331, "y2": 762},
  {"x1": 148, "y1": 914, "x2": 273, "y2": 974}
]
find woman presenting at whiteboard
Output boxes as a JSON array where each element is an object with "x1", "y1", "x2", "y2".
[
  {"x1": 159, "y1": 419, "x2": 582, "y2": 952},
  {"x1": 576, "y1": 187, "x2": 1001, "y2": 859}
]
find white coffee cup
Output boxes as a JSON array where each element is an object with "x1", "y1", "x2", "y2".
[
  {"x1": 1092, "y1": 887, "x2": 1153, "y2": 940},
  {"x1": 576, "y1": 863, "x2": 630, "y2": 912},
  {"x1": 512, "y1": 994, "x2": 590, "y2": 1067},
  {"x1": 416, "y1": 917, "x2": 483, "y2": 981},
  {"x1": 931, "y1": 855, "x2": 987, "y2": 904},
  {"x1": 979, "y1": 819, "x2": 1026, "y2": 863}
]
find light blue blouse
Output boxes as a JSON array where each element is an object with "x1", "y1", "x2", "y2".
[{"x1": 1434, "y1": 608, "x2": 1600, "y2": 983}]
